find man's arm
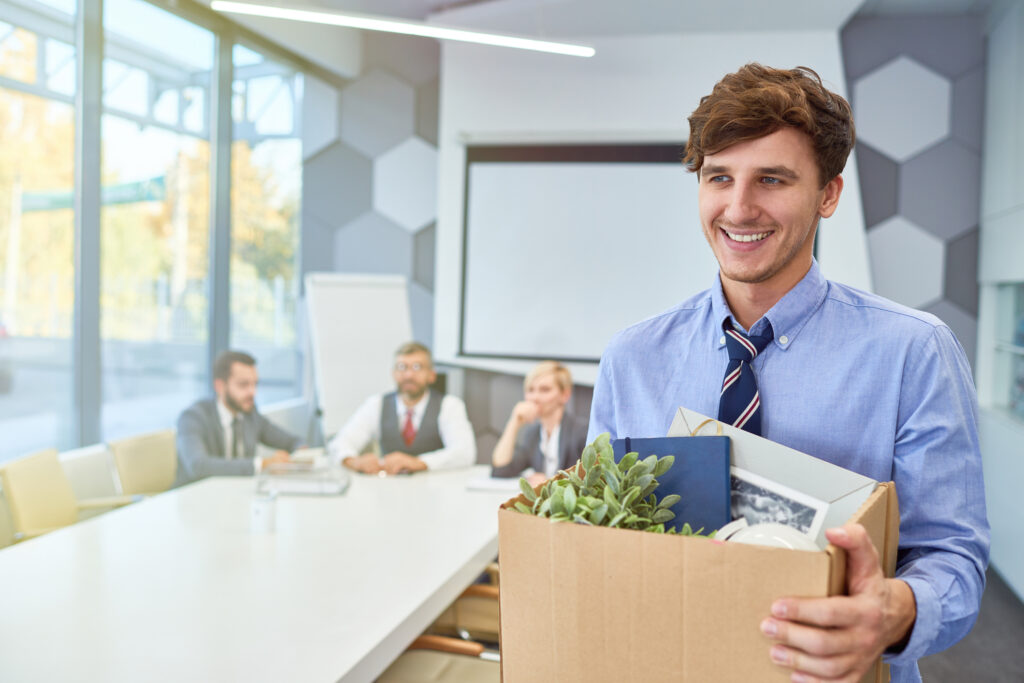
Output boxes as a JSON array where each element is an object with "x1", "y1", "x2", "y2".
[
  {"x1": 415, "y1": 395, "x2": 477, "y2": 471},
  {"x1": 176, "y1": 407, "x2": 255, "y2": 482},
  {"x1": 763, "y1": 325, "x2": 989, "y2": 680},
  {"x1": 254, "y1": 412, "x2": 302, "y2": 452},
  {"x1": 326, "y1": 395, "x2": 382, "y2": 464}
]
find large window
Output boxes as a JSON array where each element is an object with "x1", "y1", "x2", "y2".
[
  {"x1": 99, "y1": 0, "x2": 215, "y2": 440},
  {"x1": 231, "y1": 43, "x2": 302, "y2": 403},
  {"x1": 0, "y1": 0, "x2": 77, "y2": 461}
]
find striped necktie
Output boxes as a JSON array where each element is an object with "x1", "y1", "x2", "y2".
[{"x1": 717, "y1": 320, "x2": 773, "y2": 436}]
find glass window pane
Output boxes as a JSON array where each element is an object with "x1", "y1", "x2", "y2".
[
  {"x1": 231, "y1": 46, "x2": 303, "y2": 404},
  {"x1": 0, "y1": 87, "x2": 76, "y2": 462},
  {"x1": 100, "y1": 0, "x2": 214, "y2": 441},
  {"x1": 0, "y1": 23, "x2": 38, "y2": 84},
  {"x1": 45, "y1": 38, "x2": 75, "y2": 96}
]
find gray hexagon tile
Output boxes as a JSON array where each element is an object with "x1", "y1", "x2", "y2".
[
  {"x1": 333, "y1": 211, "x2": 412, "y2": 278},
  {"x1": 925, "y1": 299, "x2": 977, "y2": 372},
  {"x1": 867, "y1": 216, "x2": 944, "y2": 309},
  {"x1": 951, "y1": 66, "x2": 985, "y2": 153},
  {"x1": 413, "y1": 222, "x2": 436, "y2": 292},
  {"x1": 854, "y1": 56, "x2": 951, "y2": 163},
  {"x1": 301, "y1": 74, "x2": 339, "y2": 161},
  {"x1": 855, "y1": 143, "x2": 899, "y2": 228},
  {"x1": 299, "y1": 212, "x2": 336, "y2": 278},
  {"x1": 339, "y1": 69, "x2": 415, "y2": 158},
  {"x1": 488, "y1": 373, "x2": 526, "y2": 433},
  {"x1": 408, "y1": 280, "x2": 434, "y2": 348},
  {"x1": 898, "y1": 140, "x2": 980, "y2": 241},
  {"x1": 373, "y1": 136, "x2": 438, "y2": 232},
  {"x1": 842, "y1": 16, "x2": 986, "y2": 83},
  {"x1": 363, "y1": 32, "x2": 440, "y2": 86},
  {"x1": 944, "y1": 228, "x2": 979, "y2": 317},
  {"x1": 416, "y1": 78, "x2": 439, "y2": 146},
  {"x1": 304, "y1": 141, "x2": 371, "y2": 227}
]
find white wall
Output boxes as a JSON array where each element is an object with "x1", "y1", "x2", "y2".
[
  {"x1": 977, "y1": 1, "x2": 1024, "y2": 600},
  {"x1": 434, "y1": 30, "x2": 869, "y2": 382}
]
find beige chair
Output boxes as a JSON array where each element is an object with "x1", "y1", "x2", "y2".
[
  {"x1": 376, "y1": 635, "x2": 499, "y2": 683},
  {"x1": 430, "y1": 584, "x2": 501, "y2": 644},
  {"x1": 108, "y1": 429, "x2": 177, "y2": 496},
  {"x1": 0, "y1": 449, "x2": 135, "y2": 541}
]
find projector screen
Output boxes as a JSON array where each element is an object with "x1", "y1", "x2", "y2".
[{"x1": 460, "y1": 145, "x2": 719, "y2": 363}]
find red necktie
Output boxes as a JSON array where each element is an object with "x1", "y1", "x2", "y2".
[{"x1": 402, "y1": 409, "x2": 416, "y2": 447}]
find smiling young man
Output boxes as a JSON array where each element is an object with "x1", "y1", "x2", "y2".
[
  {"x1": 587, "y1": 64, "x2": 988, "y2": 682},
  {"x1": 328, "y1": 341, "x2": 475, "y2": 475}
]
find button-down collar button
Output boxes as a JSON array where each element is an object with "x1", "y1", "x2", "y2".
[{"x1": 779, "y1": 335, "x2": 789, "y2": 345}]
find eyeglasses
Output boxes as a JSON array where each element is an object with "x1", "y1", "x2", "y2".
[{"x1": 394, "y1": 362, "x2": 428, "y2": 372}]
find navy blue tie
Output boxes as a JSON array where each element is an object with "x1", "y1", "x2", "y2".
[{"x1": 717, "y1": 320, "x2": 773, "y2": 436}]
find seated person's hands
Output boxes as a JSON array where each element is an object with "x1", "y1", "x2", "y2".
[
  {"x1": 510, "y1": 400, "x2": 539, "y2": 426},
  {"x1": 343, "y1": 453, "x2": 383, "y2": 474},
  {"x1": 381, "y1": 451, "x2": 428, "y2": 475},
  {"x1": 260, "y1": 450, "x2": 291, "y2": 471}
]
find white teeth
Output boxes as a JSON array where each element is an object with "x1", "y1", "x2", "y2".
[{"x1": 724, "y1": 230, "x2": 770, "y2": 243}]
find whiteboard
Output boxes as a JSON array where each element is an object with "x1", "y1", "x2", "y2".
[
  {"x1": 461, "y1": 159, "x2": 716, "y2": 360},
  {"x1": 305, "y1": 273, "x2": 412, "y2": 439}
]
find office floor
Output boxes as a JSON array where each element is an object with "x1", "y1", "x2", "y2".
[{"x1": 918, "y1": 567, "x2": 1024, "y2": 681}]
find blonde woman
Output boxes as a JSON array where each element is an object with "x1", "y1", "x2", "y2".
[{"x1": 491, "y1": 361, "x2": 589, "y2": 486}]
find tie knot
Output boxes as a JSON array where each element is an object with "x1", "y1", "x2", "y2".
[{"x1": 723, "y1": 321, "x2": 773, "y2": 362}]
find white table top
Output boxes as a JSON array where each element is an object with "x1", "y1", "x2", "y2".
[{"x1": 0, "y1": 465, "x2": 514, "y2": 683}]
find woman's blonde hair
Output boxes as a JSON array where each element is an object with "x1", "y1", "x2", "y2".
[{"x1": 524, "y1": 361, "x2": 573, "y2": 394}]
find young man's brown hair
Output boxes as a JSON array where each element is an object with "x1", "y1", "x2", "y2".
[{"x1": 683, "y1": 63, "x2": 855, "y2": 187}]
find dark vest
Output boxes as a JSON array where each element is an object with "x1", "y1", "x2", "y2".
[{"x1": 380, "y1": 391, "x2": 445, "y2": 456}]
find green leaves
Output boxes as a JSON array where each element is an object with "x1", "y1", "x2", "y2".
[{"x1": 510, "y1": 433, "x2": 711, "y2": 538}]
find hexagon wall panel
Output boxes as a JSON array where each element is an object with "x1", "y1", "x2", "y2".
[
  {"x1": 304, "y1": 141, "x2": 371, "y2": 227},
  {"x1": 945, "y1": 228, "x2": 979, "y2": 316},
  {"x1": 416, "y1": 79, "x2": 440, "y2": 146},
  {"x1": 868, "y1": 216, "x2": 944, "y2": 309},
  {"x1": 855, "y1": 143, "x2": 899, "y2": 228},
  {"x1": 373, "y1": 136, "x2": 438, "y2": 232},
  {"x1": 413, "y1": 222, "x2": 436, "y2": 291},
  {"x1": 854, "y1": 56, "x2": 951, "y2": 163},
  {"x1": 951, "y1": 66, "x2": 985, "y2": 153},
  {"x1": 898, "y1": 140, "x2": 980, "y2": 241},
  {"x1": 333, "y1": 211, "x2": 412, "y2": 278},
  {"x1": 302, "y1": 74, "x2": 339, "y2": 161},
  {"x1": 339, "y1": 69, "x2": 415, "y2": 158}
]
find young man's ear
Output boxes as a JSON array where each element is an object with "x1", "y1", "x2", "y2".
[{"x1": 818, "y1": 174, "x2": 844, "y2": 218}]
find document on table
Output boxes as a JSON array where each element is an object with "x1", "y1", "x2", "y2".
[{"x1": 466, "y1": 474, "x2": 523, "y2": 493}]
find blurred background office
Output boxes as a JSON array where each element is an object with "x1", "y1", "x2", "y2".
[{"x1": 0, "y1": 0, "x2": 1022, "y2": 678}]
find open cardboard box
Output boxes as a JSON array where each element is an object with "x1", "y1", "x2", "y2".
[{"x1": 497, "y1": 409, "x2": 900, "y2": 683}]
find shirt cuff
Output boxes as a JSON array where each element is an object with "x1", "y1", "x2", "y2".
[
  {"x1": 882, "y1": 575, "x2": 940, "y2": 665},
  {"x1": 252, "y1": 455, "x2": 263, "y2": 474}
]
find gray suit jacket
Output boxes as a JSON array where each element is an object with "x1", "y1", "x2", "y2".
[
  {"x1": 491, "y1": 411, "x2": 590, "y2": 478},
  {"x1": 174, "y1": 398, "x2": 302, "y2": 487}
]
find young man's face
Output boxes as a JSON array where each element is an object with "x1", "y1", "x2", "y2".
[
  {"x1": 393, "y1": 350, "x2": 436, "y2": 401},
  {"x1": 698, "y1": 127, "x2": 842, "y2": 295},
  {"x1": 215, "y1": 362, "x2": 258, "y2": 414}
]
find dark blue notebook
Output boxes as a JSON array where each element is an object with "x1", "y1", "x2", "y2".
[{"x1": 612, "y1": 435, "x2": 731, "y2": 534}]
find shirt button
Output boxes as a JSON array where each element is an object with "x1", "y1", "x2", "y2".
[
  {"x1": 719, "y1": 336, "x2": 726, "y2": 345},
  {"x1": 779, "y1": 335, "x2": 789, "y2": 345}
]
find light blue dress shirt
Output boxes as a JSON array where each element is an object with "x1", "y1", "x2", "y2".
[{"x1": 588, "y1": 260, "x2": 989, "y2": 683}]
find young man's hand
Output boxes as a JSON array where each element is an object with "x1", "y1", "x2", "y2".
[
  {"x1": 381, "y1": 451, "x2": 428, "y2": 474},
  {"x1": 759, "y1": 523, "x2": 916, "y2": 682}
]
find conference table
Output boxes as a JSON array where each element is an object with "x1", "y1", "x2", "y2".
[{"x1": 0, "y1": 465, "x2": 515, "y2": 682}]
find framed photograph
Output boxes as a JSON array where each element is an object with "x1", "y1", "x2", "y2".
[{"x1": 730, "y1": 466, "x2": 827, "y2": 538}]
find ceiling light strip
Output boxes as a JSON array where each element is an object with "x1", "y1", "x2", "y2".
[{"x1": 210, "y1": 1, "x2": 596, "y2": 58}]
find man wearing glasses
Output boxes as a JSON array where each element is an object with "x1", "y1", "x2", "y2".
[{"x1": 328, "y1": 342, "x2": 476, "y2": 474}]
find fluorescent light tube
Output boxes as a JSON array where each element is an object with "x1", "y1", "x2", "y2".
[{"x1": 210, "y1": 1, "x2": 596, "y2": 57}]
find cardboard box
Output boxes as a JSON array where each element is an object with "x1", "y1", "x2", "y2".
[{"x1": 497, "y1": 410, "x2": 900, "y2": 683}]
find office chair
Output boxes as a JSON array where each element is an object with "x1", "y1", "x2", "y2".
[
  {"x1": 0, "y1": 449, "x2": 136, "y2": 541},
  {"x1": 376, "y1": 635, "x2": 499, "y2": 683},
  {"x1": 108, "y1": 428, "x2": 177, "y2": 496},
  {"x1": 429, "y1": 584, "x2": 500, "y2": 644}
]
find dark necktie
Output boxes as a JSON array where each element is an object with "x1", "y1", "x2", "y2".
[
  {"x1": 717, "y1": 320, "x2": 773, "y2": 436},
  {"x1": 231, "y1": 416, "x2": 243, "y2": 459},
  {"x1": 402, "y1": 410, "x2": 416, "y2": 447}
]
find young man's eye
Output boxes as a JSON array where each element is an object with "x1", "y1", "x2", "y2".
[
  {"x1": 707, "y1": 175, "x2": 730, "y2": 183},
  {"x1": 761, "y1": 176, "x2": 782, "y2": 185}
]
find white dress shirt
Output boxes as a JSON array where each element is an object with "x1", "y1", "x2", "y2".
[
  {"x1": 216, "y1": 399, "x2": 263, "y2": 470},
  {"x1": 327, "y1": 390, "x2": 476, "y2": 471},
  {"x1": 539, "y1": 423, "x2": 562, "y2": 478}
]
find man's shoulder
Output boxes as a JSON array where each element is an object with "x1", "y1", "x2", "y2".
[
  {"x1": 823, "y1": 280, "x2": 947, "y2": 337},
  {"x1": 180, "y1": 397, "x2": 216, "y2": 420},
  {"x1": 605, "y1": 289, "x2": 713, "y2": 352}
]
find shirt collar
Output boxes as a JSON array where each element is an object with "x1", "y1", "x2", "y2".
[
  {"x1": 396, "y1": 390, "x2": 430, "y2": 419},
  {"x1": 712, "y1": 259, "x2": 828, "y2": 351},
  {"x1": 216, "y1": 398, "x2": 234, "y2": 427}
]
